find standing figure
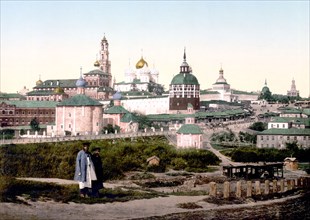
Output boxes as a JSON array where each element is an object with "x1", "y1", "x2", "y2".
[
  {"x1": 91, "y1": 147, "x2": 104, "y2": 197},
  {"x1": 74, "y1": 142, "x2": 97, "y2": 197}
]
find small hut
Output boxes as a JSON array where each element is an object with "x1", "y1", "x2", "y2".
[
  {"x1": 147, "y1": 156, "x2": 160, "y2": 166},
  {"x1": 284, "y1": 157, "x2": 298, "y2": 171}
]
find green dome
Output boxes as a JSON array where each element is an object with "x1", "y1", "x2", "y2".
[
  {"x1": 171, "y1": 73, "x2": 199, "y2": 85},
  {"x1": 262, "y1": 85, "x2": 270, "y2": 94}
]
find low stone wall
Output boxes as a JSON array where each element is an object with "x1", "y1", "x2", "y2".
[{"x1": 208, "y1": 177, "x2": 310, "y2": 198}]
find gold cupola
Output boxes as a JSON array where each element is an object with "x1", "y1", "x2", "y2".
[
  {"x1": 135, "y1": 57, "x2": 148, "y2": 69},
  {"x1": 94, "y1": 60, "x2": 100, "y2": 67},
  {"x1": 54, "y1": 86, "x2": 65, "y2": 94}
]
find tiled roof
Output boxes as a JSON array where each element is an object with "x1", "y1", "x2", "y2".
[
  {"x1": 2, "y1": 100, "x2": 58, "y2": 108},
  {"x1": 177, "y1": 124, "x2": 203, "y2": 134},
  {"x1": 258, "y1": 128, "x2": 310, "y2": 136},
  {"x1": 104, "y1": 105, "x2": 129, "y2": 114},
  {"x1": 57, "y1": 94, "x2": 102, "y2": 106}
]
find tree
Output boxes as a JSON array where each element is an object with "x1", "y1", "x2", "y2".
[
  {"x1": 30, "y1": 117, "x2": 40, "y2": 132},
  {"x1": 249, "y1": 122, "x2": 267, "y2": 131}
]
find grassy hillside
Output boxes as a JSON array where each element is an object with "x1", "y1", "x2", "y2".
[{"x1": 0, "y1": 136, "x2": 220, "y2": 180}]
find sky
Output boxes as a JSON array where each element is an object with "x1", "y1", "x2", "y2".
[{"x1": 1, "y1": 1, "x2": 309, "y2": 97}]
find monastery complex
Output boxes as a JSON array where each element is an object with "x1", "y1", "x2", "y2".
[{"x1": 0, "y1": 36, "x2": 309, "y2": 149}]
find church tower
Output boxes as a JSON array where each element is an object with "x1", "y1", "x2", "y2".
[
  {"x1": 169, "y1": 49, "x2": 200, "y2": 113},
  {"x1": 99, "y1": 35, "x2": 111, "y2": 75}
]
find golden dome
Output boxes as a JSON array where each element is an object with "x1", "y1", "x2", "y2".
[
  {"x1": 54, "y1": 86, "x2": 65, "y2": 94},
  {"x1": 135, "y1": 57, "x2": 148, "y2": 69},
  {"x1": 94, "y1": 60, "x2": 100, "y2": 67},
  {"x1": 36, "y1": 79, "x2": 43, "y2": 86}
]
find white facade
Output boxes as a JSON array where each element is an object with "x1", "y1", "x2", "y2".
[{"x1": 121, "y1": 96, "x2": 169, "y2": 115}]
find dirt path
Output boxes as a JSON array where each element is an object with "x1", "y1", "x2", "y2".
[
  {"x1": 0, "y1": 191, "x2": 304, "y2": 220},
  {"x1": 1, "y1": 176, "x2": 307, "y2": 220}
]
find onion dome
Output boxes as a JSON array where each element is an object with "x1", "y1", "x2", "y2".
[
  {"x1": 136, "y1": 57, "x2": 148, "y2": 69},
  {"x1": 112, "y1": 91, "x2": 122, "y2": 100},
  {"x1": 36, "y1": 79, "x2": 43, "y2": 86},
  {"x1": 54, "y1": 86, "x2": 65, "y2": 94},
  {"x1": 76, "y1": 75, "x2": 87, "y2": 88},
  {"x1": 94, "y1": 60, "x2": 100, "y2": 67},
  {"x1": 261, "y1": 79, "x2": 270, "y2": 93},
  {"x1": 215, "y1": 68, "x2": 227, "y2": 84},
  {"x1": 171, "y1": 73, "x2": 199, "y2": 85}
]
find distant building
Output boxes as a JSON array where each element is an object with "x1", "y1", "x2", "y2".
[
  {"x1": 27, "y1": 36, "x2": 113, "y2": 101},
  {"x1": 114, "y1": 56, "x2": 163, "y2": 94},
  {"x1": 257, "y1": 128, "x2": 310, "y2": 149},
  {"x1": 54, "y1": 75, "x2": 103, "y2": 136},
  {"x1": 102, "y1": 91, "x2": 139, "y2": 133},
  {"x1": 176, "y1": 104, "x2": 203, "y2": 148},
  {"x1": 287, "y1": 78, "x2": 299, "y2": 97},
  {"x1": 0, "y1": 100, "x2": 56, "y2": 127},
  {"x1": 200, "y1": 68, "x2": 259, "y2": 102},
  {"x1": 169, "y1": 50, "x2": 200, "y2": 113},
  {"x1": 257, "y1": 107, "x2": 310, "y2": 149}
]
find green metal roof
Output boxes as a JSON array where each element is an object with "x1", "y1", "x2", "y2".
[
  {"x1": 2, "y1": 100, "x2": 58, "y2": 108},
  {"x1": 146, "y1": 108, "x2": 247, "y2": 121},
  {"x1": 35, "y1": 79, "x2": 77, "y2": 89},
  {"x1": 281, "y1": 108, "x2": 302, "y2": 114},
  {"x1": 259, "y1": 128, "x2": 310, "y2": 136},
  {"x1": 0, "y1": 93, "x2": 26, "y2": 100},
  {"x1": 104, "y1": 105, "x2": 129, "y2": 114},
  {"x1": 84, "y1": 69, "x2": 109, "y2": 76},
  {"x1": 170, "y1": 73, "x2": 199, "y2": 85},
  {"x1": 27, "y1": 90, "x2": 56, "y2": 96},
  {"x1": 302, "y1": 108, "x2": 310, "y2": 116},
  {"x1": 120, "y1": 113, "x2": 139, "y2": 122},
  {"x1": 270, "y1": 117, "x2": 310, "y2": 126},
  {"x1": 177, "y1": 124, "x2": 203, "y2": 134},
  {"x1": 200, "y1": 90, "x2": 220, "y2": 95},
  {"x1": 121, "y1": 91, "x2": 153, "y2": 96},
  {"x1": 57, "y1": 94, "x2": 102, "y2": 106},
  {"x1": 231, "y1": 89, "x2": 259, "y2": 95}
]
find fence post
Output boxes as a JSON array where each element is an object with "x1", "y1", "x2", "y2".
[
  {"x1": 236, "y1": 181, "x2": 242, "y2": 198},
  {"x1": 264, "y1": 180, "x2": 270, "y2": 195},
  {"x1": 272, "y1": 180, "x2": 277, "y2": 193},
  {"x1": 223, "y1": 181, "x2": 230, "y2": 199},
  {"x1": 209, "y1": 182, "x2": 217, "y2": 197},
  {"x1": 246, "y1": 181, "x2": 252, "y2": 197},
  {"x1": 255, "y1": 181, "x2": 261, "y2": 195},
  {"x1": 287, "y1": 179, "x2": 292, "y2": 191},
  {"x1": 279, "y1": 179, "x2": 284, "y2": 193}
]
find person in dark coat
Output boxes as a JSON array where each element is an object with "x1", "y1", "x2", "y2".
[
  {"x1": 74, "y1": 142, "x2": 97, "y2": 197},
  {"x1": 91, "y1": 147, "x2": 104, "y2": 197}
]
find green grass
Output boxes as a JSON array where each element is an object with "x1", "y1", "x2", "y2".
[{"x1": 299, "y1": 163, "x2": 310, "y2": 170}]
